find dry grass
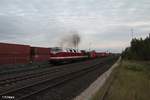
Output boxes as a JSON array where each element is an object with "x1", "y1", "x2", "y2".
[{"x1": 92, "y1": 60, "x2": 150, "y2": 100}]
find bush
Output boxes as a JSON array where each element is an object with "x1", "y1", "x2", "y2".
[{"x1": 122, "y1": 34, "x2": 150, "y2": 60}]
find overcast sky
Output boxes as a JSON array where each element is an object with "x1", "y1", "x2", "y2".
[{"x1": 0, "y1": 0, "x2": 150, "y2": 52}]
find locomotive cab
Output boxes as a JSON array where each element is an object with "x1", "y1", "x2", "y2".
[{"x1": 51, "y1": 47, "x2": 63, "y2": 54}]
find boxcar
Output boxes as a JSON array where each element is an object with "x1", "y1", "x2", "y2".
[
  {"x1": 0, "y1": 43, "x2": 30, "y2": 65},
  {"x1": 31, "y1": 47, "x2": 51, "y2": 62}
]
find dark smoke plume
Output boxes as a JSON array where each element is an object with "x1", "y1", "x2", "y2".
[{"x1": 60, "y1": 31, "x2": 81, "y2": 49}]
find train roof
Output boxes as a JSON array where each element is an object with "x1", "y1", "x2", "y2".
[{"x1": 51, "y1": 47, "x2": 81, "y2": 53}]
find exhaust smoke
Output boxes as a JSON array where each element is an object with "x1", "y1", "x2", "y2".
[{"x1": 60, "y1": 31, "x2": 81, "y2": 49}]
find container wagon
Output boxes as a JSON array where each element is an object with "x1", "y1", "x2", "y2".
[{"x1": 0, "y1": 43, "x2": 30, "y2": 65}]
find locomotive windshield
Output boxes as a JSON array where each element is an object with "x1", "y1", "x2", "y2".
[{"x1": 51, "y1": 47, "x2": 63, "y2": 53}]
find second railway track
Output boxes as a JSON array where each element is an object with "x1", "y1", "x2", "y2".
[
  {"x1": 1, "y1": 62, "x2": 102, "y2": 100},
  {"x1": 0, "y1": 56, "x2": 118, "y2": 100},
  {"x1": 0, "y1": 58, "x2": 101, "y2": 88}
]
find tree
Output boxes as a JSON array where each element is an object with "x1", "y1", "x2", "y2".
[{"x1": 122, "y1": 34, "x2": 150, "y2": 60}]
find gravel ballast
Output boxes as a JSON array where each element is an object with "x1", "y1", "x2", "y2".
[{"x1": 26, "y1": 56, "x2": 119, "y2": 100}]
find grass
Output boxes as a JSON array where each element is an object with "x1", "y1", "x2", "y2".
[{"x1": 92, "y1": 60, "x2": 150, "y2": 100}]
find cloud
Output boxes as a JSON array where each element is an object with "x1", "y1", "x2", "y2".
[{"x1": 0, "y1": 0, "x2": 150, "y2": 52}]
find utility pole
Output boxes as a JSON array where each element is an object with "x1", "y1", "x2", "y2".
[
  {"x1": 131, "y1": 28, "x2": 134, "y2": 39},
  {"x1": 89, "y1": 42, "x2": 91, "y2": 51}
]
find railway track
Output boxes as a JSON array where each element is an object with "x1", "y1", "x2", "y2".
[
  {"x1": 1, "y1": 61, "x2": 102, "y2": 100},
  {"x1": 0, "y1": 59, "x2": 88, "y2": 76},
  {"x1": 0, "y1": 58, "x2": 101, "y2": 88},
  {"x1": 0, "y1": 63, "x2": 53, "y2": 76},
  {"x1": 0, "y1": 56, "x2": 117, "y2": 100},
  {"x1": 0, "y1": 59, "x2": 98, "y2": 87},
  {"x1": 0, "y1": 59, "x2": 90, "y2": 80},
  {"x1": 0, "y1": 58, "x2": 103, "y2": 88}
]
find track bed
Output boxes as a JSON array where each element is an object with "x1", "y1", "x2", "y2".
[{"x1": 0, "y1": 55, "x2": 119, "y2": 100}]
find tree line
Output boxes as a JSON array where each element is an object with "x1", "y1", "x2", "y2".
[{"x1": 122, "y1": 34, "x2": 150, "y2": 60}]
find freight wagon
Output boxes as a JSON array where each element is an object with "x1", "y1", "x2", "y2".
[
  {"x1": 95, "y1": 52, "x2": 110, "y2": 57},
  {"x1": 0, "y1": 43, "x2": 51, "y2": 65},
  {"x1": 31, "y1": 47, "x2": 51, "y2": 62},
  {"x1": 0, "y1": 43, "x2": 30, "y2": 65}
]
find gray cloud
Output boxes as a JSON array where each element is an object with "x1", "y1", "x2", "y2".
[{"x1": 0, "y1": 0, "x2": 150, "y2": 52}]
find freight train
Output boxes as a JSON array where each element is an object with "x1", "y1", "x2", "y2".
[{"x1": 0, "y1": 43, "x2": 111, "y2": 65}]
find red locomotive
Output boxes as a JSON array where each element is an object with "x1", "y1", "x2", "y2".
[
  {"x1": 50, "y1": 47, "x2": 88, "y2": 63},
  {"x1": 0, "y1": 42, "x2": 111, "y2": 65}
]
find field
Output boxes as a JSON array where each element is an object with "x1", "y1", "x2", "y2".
[{"x1": 92, "y1": 60, "x2": 150, "y2": 100}]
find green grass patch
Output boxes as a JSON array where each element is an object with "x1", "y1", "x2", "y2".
[{"x1": 92, "y1": 60, "x2": 150, "y2": 100}]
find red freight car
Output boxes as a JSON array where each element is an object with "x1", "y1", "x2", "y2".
[
  {"x1": 31, "y1": 47, "x2": 51, "y2": 62},
  {"x1": 0, "y1": 43, "x2": 30, "y2": 54},
  {"x1": 31, "y1": 47, "x2": 50, "y2": 55},
  {"x1": 89, "y1": 51, "x2": 97, "y2": 58},
  {"x1": 96, "y1": 52, "x2": 110, "y2": 57},
  {"x1": 0, "y1": 43, "x2": 30, "y2": 65}
]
